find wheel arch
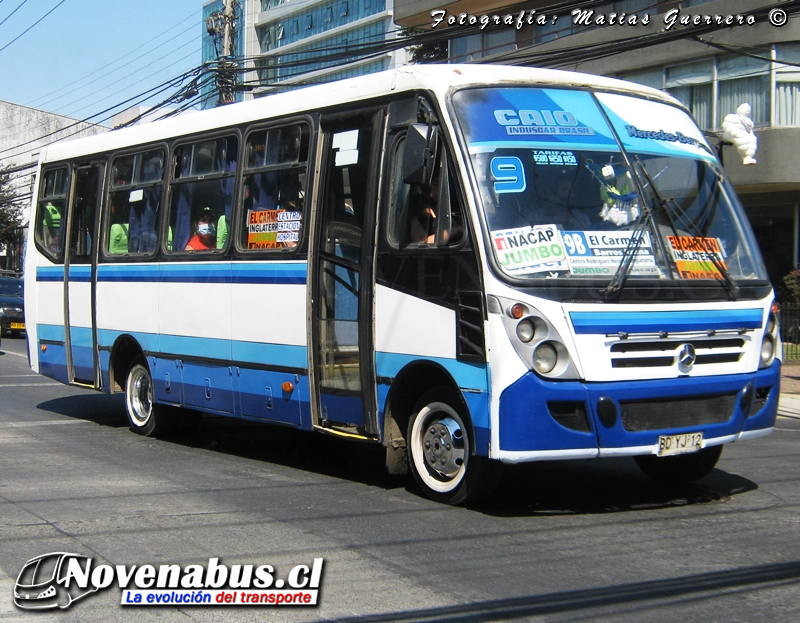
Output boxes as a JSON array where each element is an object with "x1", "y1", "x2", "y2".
[
  {"x1": 383, "y1": 360, "x2": 475, "y2": 455},
  {"x1": 108, "y1": 334, "x2": 145, "y2": 393}
]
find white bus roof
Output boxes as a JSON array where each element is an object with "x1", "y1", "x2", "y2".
[{"x1": 39, "y1": 64, "x2": 679, "y2": 164}]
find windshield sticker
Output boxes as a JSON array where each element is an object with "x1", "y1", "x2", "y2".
[
  {"x1": 491, "y1": 157, "x2": 527, "y2": 193},
  {"x1": 247, "y1": 209, "x2": 301, "y2": 249},
  {"x1": 595, "y1": 92, "x2": 714, "y2": 161},
  {"x1": 455, "y1": 88, "x2": 617, "y2": 150},
  {"x1": 667, "y1": 235, "x2": 726, "y2": 279},
  {"x1": 492, "y1": 225, "x2": 569, "y2": 274},
  {"x1": 562, "y1": 231, "x2": 660, "y2": 276},
  {"x1": 533, "y1": 150, "x2": 578, "y2": 166}
]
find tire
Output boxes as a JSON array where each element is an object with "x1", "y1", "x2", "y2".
[
  {"x1": 125, "y1": 355, "x2": 172, "y2": 437},
  {"x1": 407, "y1": 387, "x2": 501, "y2": 505},
  {"x1": 634, "y1": 445, "x2": 723, "y2": 484}
]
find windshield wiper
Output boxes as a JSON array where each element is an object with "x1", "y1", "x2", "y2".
[
  {"x1": 633, "y1": 157, "x2": 740, "y2": 298},
  {"x1": 603, "y1": 201, "x2": 653, "y2": 298}
]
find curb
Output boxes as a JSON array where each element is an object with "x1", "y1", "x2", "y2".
[{"x1": 778, "y1": 393, "x2": 800, "y2": 419}]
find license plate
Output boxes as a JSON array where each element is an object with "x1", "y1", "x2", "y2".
[
  {"x1": 658, "y1": 432, "x2": 703, "y2": 457},
  {"x1": 10, "y1": 322, "x2": 25, "y2": 330}
]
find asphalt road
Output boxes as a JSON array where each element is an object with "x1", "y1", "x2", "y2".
[{"x1": 1, "y1": 335, "x2": 800, "y2": 622}]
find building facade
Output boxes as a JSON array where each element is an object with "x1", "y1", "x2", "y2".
[
  {"x1": 0, "y1": 101, "x2": 107, "y2": 273},
  {"x1": 394, "y1": 0, "x2": 800, "y2": 295}
]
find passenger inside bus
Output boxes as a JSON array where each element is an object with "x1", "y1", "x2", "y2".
[
  {"x1": 185, "y1": 207, "x2": 217, "y2": 250},
  {"x1": 41, "y1": 202, "x2": 62, "y2": 251},
  {"x1": 408, "y1": 172, "x2": 439, "y2": 244},
  {"x1": 108, "y1": 203, "x2": 130, "y2": 254}
]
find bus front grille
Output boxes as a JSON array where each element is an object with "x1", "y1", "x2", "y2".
[
  {"x1": 619, "y1": 393, "x2": 738, "y2": 432},
  {"x1": 609, "y1": 338, "x2": 745, "y2": 369}
]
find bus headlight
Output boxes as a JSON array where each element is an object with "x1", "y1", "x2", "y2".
[
  {"x1": 490, "y1": 296, "x2": 580, "y2": 379},
  {"x1": 760, "y1": 307, "x2": 779, "y2": 369},
  {"x1": 533, "y1": 342, "x2": 558, "y2": 374},
  {"x1": 760, "y1": 335, "x2": 775, "y2": 367},
  {"x1": 516, "y1": 319, "x2": 536, "y2": 343}
]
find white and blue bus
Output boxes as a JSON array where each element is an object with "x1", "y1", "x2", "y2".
[{"x1": 24, "y1": 65, "x2": 780, "y2": 504}]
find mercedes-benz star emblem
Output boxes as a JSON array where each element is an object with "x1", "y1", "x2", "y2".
[{"x1": 678, "y1": 343, "x2": 697, "y2": 367}]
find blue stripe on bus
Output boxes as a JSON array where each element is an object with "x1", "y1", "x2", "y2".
[
  {"x1": 37, "y1": 263, "x2": 308, "y2": 285},
  {"x1": 569, "y1": 309, "x2": 763, "y2": 334},
  {"x1": 36, "y1": 266, "x2": 64, "y2": 282},
  {"x1": 38, "y1": 324, "x2": 66, "y2": 342},
  {"x1": 37, "y1": 266, "x2": 93, "y2": 282},
  {"x1": 95, "y1": 263, "x2": 307, "y2": 284},
  {"x1": 375, "y1": 352, "x2": 489, "y2": 392}
]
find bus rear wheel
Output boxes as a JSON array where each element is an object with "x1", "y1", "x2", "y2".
[
  {"x1": 634, "y1": 445, "x2": 723, "y2": 484},
  {"x1": 125, "y1": 356, "x2": 171, "y2": 437},
  {"x1": 407, "y1": 387, "x2": 500, "y2": 505}
]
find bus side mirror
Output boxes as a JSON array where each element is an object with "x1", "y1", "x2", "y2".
[{"x1": 403, "y1": 124, "x2": 438, "y2": 185}]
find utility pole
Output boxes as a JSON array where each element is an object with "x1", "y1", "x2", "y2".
[{"x1": 206, "y1": 0, "x2": 238, "y2": 106}]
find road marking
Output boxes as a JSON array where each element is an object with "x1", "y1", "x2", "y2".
[
  {"x1": 0, "y1": 349, "x2": 27, "y2": 358},
  {"x1": 0, "y1": 420, "x2": 87, "y2": 428},
  {"x1": 0, "y1": 383, "x2": 61, "y2": 388}
]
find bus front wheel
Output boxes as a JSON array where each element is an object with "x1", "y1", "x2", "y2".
[
  {"x1": 125, "y1": 356, "x2": 171, "y2": 437},
  {"x1": 634, "y1": 445, "x2": 723, "y2": 484},
  {"x1": 407, "y1": 388, "x2": 500, "y2": 505}
]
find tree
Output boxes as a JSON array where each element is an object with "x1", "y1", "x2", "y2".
[
  {"x1": 0, "y1": 166, "x2": 25, "y2": 253},
  {"x1": 400, "y1": 27, "x2": 448, "y2": 64}
]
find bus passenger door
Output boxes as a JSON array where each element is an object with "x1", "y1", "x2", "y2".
[
  {"x1": 63, "y1": 163, "x2": 104, "y2": 387},
  {"x1": 311, "y1": 112, "x2": 382, "y2": 437}
]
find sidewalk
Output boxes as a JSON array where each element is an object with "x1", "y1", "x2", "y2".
[{"x1": 779, "y1": 362, "x2": 800, "y2": 419}]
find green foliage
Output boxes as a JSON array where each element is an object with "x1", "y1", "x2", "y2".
[
  {"x1": 0, "y1": 166, "x2": 24, "y2": 249},
  {"x1": 400, "y1": 27, "x2": 448, "y2": 64},
  {"x1": 782, "y1": 268, "x2": 800, "y2": 304}
]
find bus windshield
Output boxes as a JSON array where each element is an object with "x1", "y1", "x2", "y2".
[{"x1": 451, "y1": 87, "x2": 767, "y2": 286}]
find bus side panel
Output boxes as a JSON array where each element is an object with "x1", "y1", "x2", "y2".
[
  {"x1": 374, "y1": 284, "x2": 491, "y2": 453},
  {"x1": 66, "y1": 268, "x2": 94, "y2": 382},
  {"x1": 96, "y1": 266, "x2": 161, "y2": 392},
  {"x1": 35, "y1": 266, "x2": 68, "y2": 383},
  {"x1": 231, "y1": 263, "x2": 309, "y2": 427},
  {"x1": 37, "y1": 324, "x2": 70, "y2": 385},
  {"x1": 236, "y1": 367, "x2": 305, "y2": 427}
]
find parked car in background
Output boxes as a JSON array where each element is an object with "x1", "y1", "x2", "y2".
[{"x1": 0, "y1": 276, "x2": 25, "y2": 337}]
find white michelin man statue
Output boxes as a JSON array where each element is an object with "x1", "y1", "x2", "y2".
[{"x1": 721, "y1": 103, "x2": 758, "y2": 165}]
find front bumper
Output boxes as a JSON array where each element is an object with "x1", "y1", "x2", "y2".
[{"x1": 496, "y1": 360, "x2": 780, "y2": 462}]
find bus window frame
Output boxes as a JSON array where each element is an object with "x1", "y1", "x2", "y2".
[
  {"x1": 235, "y1": 115, "x2": 316, "y2": 257},
  {"x1": 383, "y1": 129, "x2": 470, "y2": 255},
  {"x1": 163, "y1": 128, "x2": 242, "y2": 257},
  {"x1": 34, "y1": 164, "x2": 72, "y2": 264},
  {"x1": 101, "y1": 143, "x2": 169, "y2": 261}
]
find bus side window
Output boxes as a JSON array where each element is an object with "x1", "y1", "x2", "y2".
[
  {"x1": 388, "y1": 134, "x2": 464, "y2": 249},
  {"x1": 167, "y1": 136, "x2": 238, "y2": 253},
  {"x1": 105, "y1": 150, "x2": 165, "y2": 257},
  {"x1": 239, "y1": 123, "x2": 308, "y2": 252},
  {"x1": 35, "y1": 167, "x2": 69, "y2": 262}
]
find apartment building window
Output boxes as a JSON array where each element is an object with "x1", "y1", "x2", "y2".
[
  {"x1": 717, "y1": 52, "x2": 770, "y2": 127},
  {"x1": 666, "y1": 60, "x2": 713, "y2": 130},
  {"x1": 622, "y1": 68, "x2": 662, "y2": 90},
  {"x1": 776, "y1": 44, "x2": 800, "y2": 126}
]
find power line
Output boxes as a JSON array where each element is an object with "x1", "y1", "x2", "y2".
[
  {"x1": 59, "y1": 43, "x2": 202, "y2": 118},
  {"x1": 0, "y1": 0, "x2": 66, "y2": 55},
  {"x1": 28, "y1": 9, "x2": 201, "y2": 110},
  {"x1": 0, "y1": 0, "x2": 30, "y2": 29},
  {"x1": 0, "y1": 64, "x2": 207, "y2": 159}
]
